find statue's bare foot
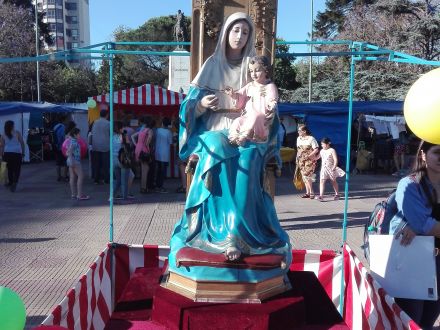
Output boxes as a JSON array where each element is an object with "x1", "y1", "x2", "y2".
[{"x1": 225, "y1": 247, "x2": 241, "y2": 261}]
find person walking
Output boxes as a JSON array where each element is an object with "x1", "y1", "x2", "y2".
[
  {"x1": 315, "y1": 137, "x2": 345, "y2": 201},
  {"x1": 66, "y1": 128, "x2": 89, "y2": 200},
  {"x1": 0, "y1": 120, "x2": 25, "y2": 192},
  {"x1": 154, "y1": 117, "x2": 172, "y2": 193},
  {"x1": 53, "y1": 116, "x2": 69, "y2": 182},
  {"x1": 91, "y1": 110, "x2": 110, "y2": 184},
  {"x1": 296, "y1": 124, "x2": 319, "y2": 199}
]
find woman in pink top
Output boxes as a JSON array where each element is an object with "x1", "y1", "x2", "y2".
[{"x1": 132, "y1": 117, "x2": 153, "y2": 193}]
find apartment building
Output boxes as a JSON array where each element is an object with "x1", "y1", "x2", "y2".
[{"x1": 37, "y1": 0, "x2": 90, "y2": 65}]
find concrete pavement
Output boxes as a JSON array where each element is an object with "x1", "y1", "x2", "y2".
[{"x1": 0, "y1": 160, "x2": 399, "y2": 329}]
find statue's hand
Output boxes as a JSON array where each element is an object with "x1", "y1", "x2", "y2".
[
  {"x1": 200, "y1": 94, "x2": 220, "y2": 111},
  {"x1": 267, "y1": 99, "x2": 277, "y2": 111},
  {"x1": 265, "y1": 107, "x2": 275, "y2": 121},
  {"x1": 224, "y1": 86, "x2": 234, "y2": 96}
]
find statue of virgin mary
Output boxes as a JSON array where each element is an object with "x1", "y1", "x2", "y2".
[{"x1": 168, "y1": 12, "x2": 291, "y2": 283}]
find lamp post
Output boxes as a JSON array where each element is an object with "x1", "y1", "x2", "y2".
[
  {"x1": 308, "y1": 0, "x2": 314, "y2": 103},
  {"x1": 34, "y1": 0, "x2": 41, "y2": 102}
]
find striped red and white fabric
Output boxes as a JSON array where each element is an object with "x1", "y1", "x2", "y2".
[
  {"x1": 40, "y1": 244, "x2": 421, "y2": 330},
  {"x1": 343, "y1": 244, "x2": 421, "y2": 330},
  {"x1": 91, "y1": 84, "x2": 185, "y2": 106},
  {"x1": 42, "y1": 247, "x2": 112, "y2": 329},
  {"x1": 111, "y1": 244, "x2": 169, "y2": 303},
  {"x1": 290, "y1": 249, "x2": 343, "y2": 309}
]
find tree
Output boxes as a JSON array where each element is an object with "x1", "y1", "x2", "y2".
[
  {"x1": 273, "y1": 39, "x2": 300, "y2": 92},
  {"x1": 96, "y1": 14, "x2": 191, "y2": 93},
  {"x1": 41, "y1": 62, "x2": 98, "y2": 103},
  {"x1": 287, "y1": 0, "x2": 440, "y2": 102},
  {"x1": 3, "y1": 0, "x2": 53, "y2": 46},
  {"x1": 373, "y1": 0, "x2": 440, "y2": 60},
  {"x1": 314, "y1": 0, "x2": 378, "y2": 38},
  {"x1": 0, "y1": 2, "x2": 36, "y2": 101}
]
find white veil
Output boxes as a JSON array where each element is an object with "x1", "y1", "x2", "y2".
[{"x1": 192, "y1": 12, "x2": 257, "y2": 109}]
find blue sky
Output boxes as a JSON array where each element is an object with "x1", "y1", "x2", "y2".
[{"x1": 89, "y1": 0, "x2": 327, "y2": 54}]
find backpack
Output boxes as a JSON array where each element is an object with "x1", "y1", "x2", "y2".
[
  {"x1": 118, "y1": 144, "x2": 133, "y2": 168},
  {"x1": 363, "y1": 190, "x2": 397, "y2": 262}
]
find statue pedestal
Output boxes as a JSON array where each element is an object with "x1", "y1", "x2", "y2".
[
  {"x1": 163, "y1": 272, "x2": 290, "y2": 303},
  {"x1": 162, "y1": 247, "x2": 290, "y2": 303},
  {"x1": 168, "y1": 50, "x2": 190, "y2": 94}
]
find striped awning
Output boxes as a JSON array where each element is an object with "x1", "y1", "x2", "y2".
[{"x1": 91, "y1": 84, "x2": 185, "y2": 106}]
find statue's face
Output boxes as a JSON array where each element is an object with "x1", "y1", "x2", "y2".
[
  {"x1": 228, "y1": 20, "x2": 250, "y2": 51},
  {"x1": 249, "y1": 62, "x2": 267, "y2": 84}
]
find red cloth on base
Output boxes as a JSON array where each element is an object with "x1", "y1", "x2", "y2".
[
  {"x1": 176, "y1": 247, "x2": 284, "y2": 270},
  {"x1": 104, "y1": 320, "x2": 166, "y2": 330},
  {"x1": 106, "y1": 265, "x2": 349, "y2": 330},
  {"x1": 151, "y1": 286, "x2": 306, "y2": 330},
  {"x1": 112, "y1": 267, "x2": 163, "y2": 320}
]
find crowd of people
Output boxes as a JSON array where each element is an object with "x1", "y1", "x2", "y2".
[
  {"x1": 82, "y1": 111, "x2": 176, "y2": 200},
  {"x1": 0, "y1": 111, "x2": 180, "y2": 200},
  {"x1": 351, "y1": 119, "x2": 417, "y2": 177}
]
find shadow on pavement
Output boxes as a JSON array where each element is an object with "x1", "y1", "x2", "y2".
[
  {"x1": 0, "y1": 237, "x2": 57, "y2": 243},
  {"x1": 280, "y1": 211, "x2": 369, "y2": 230}
]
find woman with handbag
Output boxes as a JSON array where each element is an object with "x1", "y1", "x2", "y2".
[
  {"x1": 296, "y1": 124, "x2": 320, "y2": 199},
  {"x1": 0, "y1": 121, "x2": 25, "y2": 192},
  {"x1": 132, "y1": 117, "x2": 153, "y2": 194}
]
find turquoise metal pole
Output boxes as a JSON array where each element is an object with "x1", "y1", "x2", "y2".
[
  {"x1": 108, "y1": 45, "x2": 114, "y2": 243},
  {"x1": 339, "y1": 53, "x2": 356, "y2": 314}
]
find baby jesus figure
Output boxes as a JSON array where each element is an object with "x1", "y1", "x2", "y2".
[{"x1": 225, "y1": 55, "x2": 278, "y2": 146}]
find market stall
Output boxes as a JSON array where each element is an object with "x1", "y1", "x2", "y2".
[
  {"x1": 88, "y1": 84, "x2": 185, "y2": 178},
  {"x1": 0, "y1": 102, "x2": 85, "y2": 162},
  {"x1": 89, "y1": 83, "x2": 185, "y2": 122}
]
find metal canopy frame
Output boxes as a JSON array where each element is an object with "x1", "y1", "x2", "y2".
[{"x1": 2, "y1": 39, "x2": 440, "y2": 314}]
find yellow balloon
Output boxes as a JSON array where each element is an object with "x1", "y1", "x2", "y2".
[{"x1": 404, "y1": 67, "x2": 440, "y2": 144}]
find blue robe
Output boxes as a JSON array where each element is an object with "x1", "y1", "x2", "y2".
[{"x1": 168, "y1": 87, "x2": 292, "y2": 282}]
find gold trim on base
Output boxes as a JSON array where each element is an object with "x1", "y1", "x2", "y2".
[{"x1": 162, "y1": 271, "x2": 291, "y2": 303}]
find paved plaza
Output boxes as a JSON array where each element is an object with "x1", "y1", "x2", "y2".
[{"x1": 0, "y1": 160, "x2": 400, "y2": 329}]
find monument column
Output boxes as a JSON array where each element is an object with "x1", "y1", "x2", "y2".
[{"x1": 169, "y1": 10, "x2": 191, "y2": 94}]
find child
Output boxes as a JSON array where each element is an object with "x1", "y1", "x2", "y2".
[
  {"x1": 225, "y1": 55, "x2": 278, "y2": 146},
  {"x1": 316, "y1": 137, "x2": 345, "y2": 201},
  {"x1": 66, "y1": 128, "x2": 89, "y2": 200}
]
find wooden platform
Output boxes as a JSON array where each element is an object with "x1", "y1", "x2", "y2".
[{"x1": 163, "y1": 271, "x2": 291, "y2": 303}]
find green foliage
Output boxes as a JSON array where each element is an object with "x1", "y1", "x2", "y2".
[
  {"x1": 42, "y1": 62, "x2": 98, "y2": 103},
  {"x1": 273, "y1": 39, "x2": 300, "y2": 90},
  {"x1": 314, "y1": 0, "x2": 378, "y2": 38},
  {"x1": 286, "y1": 0, "x2": 440, "y2": 103},
  {"x1": 96, "y1": 15, "x2": 191, "y2": 94}
]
